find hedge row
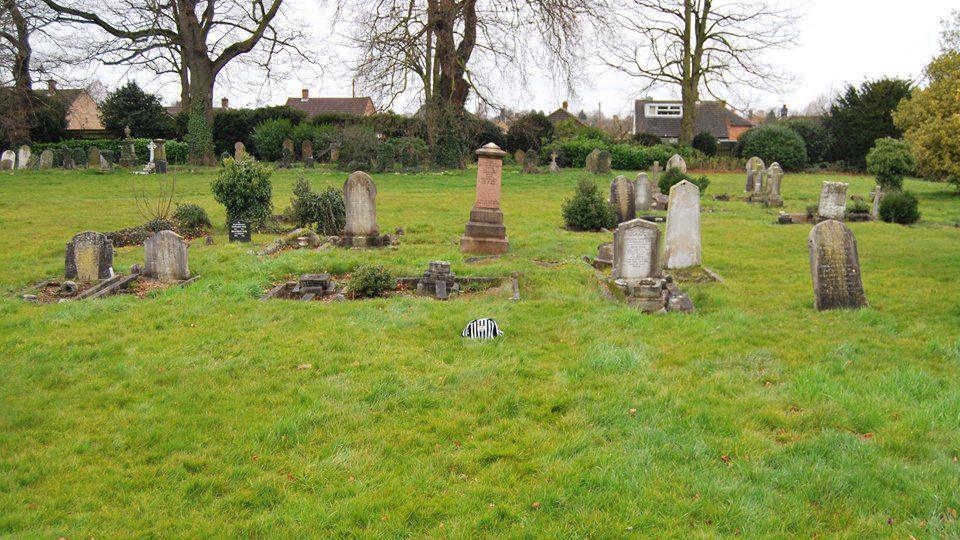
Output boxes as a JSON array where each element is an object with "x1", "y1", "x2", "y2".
[
  {"x1": 31, "y1": 138, "x2": 189, "y2": 165},
  {"x1": 544, "y1": 137, "x2": 702, "y2": 170}
]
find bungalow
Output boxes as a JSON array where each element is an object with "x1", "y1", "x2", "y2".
[
  {"x1": 633, "y1": 100, "x2": 752, "y2": 142},
  {"x1": 284, "y1": 89, "x2": 376, "y2": 118},
  {"x1": 42, "y1": 80, "x2": 104, "y2": 133}
]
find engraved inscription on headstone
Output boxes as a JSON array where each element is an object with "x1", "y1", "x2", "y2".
[
  {"x1": 808, "y1": 219, "x2": 867, "y2": 310},
  {"x1": 818, "y1": 181, "x2": 848, "y2": 220},
  {"x1": 613, "y1": 219, "x2": 661, "y2": 281},
  {"x1": 663, "y1": 180, "x2": 701, "y2": 269},
  {"x1": 229, "y1": 221, "x2": 251, "y2": 242}
]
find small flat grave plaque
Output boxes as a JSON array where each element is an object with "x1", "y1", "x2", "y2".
[{"x1": 229, "y1": 221, "x2": 251, "y2": 243}]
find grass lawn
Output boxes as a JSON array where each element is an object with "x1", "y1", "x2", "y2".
[{"x1": 1, "y1": 163, "x2": 959, "y2": 537}]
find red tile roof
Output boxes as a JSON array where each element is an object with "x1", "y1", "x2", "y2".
[{"x1": 284, "y1": 97, "x2": 376, "y2": 117}]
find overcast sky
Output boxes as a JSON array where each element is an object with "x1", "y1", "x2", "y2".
[{"x1": 80, "y1": 0, "x2": 953, "y2": 118}]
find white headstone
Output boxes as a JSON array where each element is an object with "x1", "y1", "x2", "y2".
[
  {"x1": 612, "y1": 219, "x2": 661, "y2": 282},
  {"x1": 0, "y1": 150, "x2": 14, "y2": 170},
  {"x1": 635, "y1": 172, "x2": 652, "y2": 212},
  {"x1": 663, "y1": 180, "x2": 701, "y2": 269},
  {"x1": 666, "y1": 154, "x2": 687, "y2": 174},
  {"x1": 818, "y1": 181, "x2": 848, "y2": 220},
  {"x1": 343, "y1": 171, "x2": 378, "y2": 238},
  {"x1": 147, "y1": 140, "x2": 157, "y2": 163},
  {"x1": 16, "y1": 144, "x2": 30, "y2": 170},
  {"x1": 767, "y1": 162, "x2": 784, "y2": 196}
]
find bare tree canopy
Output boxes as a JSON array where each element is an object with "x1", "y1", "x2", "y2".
[
  {"x1": 941, "y1": 9, "x2": 960, "y2": 53},
  {"x1": 43, "y1": 0, "x2": 313, "y2": 164},
  {"x1": 606, "y1": 0, "x2": 800, "y2": 143}
]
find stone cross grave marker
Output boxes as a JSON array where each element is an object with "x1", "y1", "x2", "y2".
[
  {"x1": 147, "y1": 140, "x2": 156, "y2": 163},
  {"x1": 548, "y1": 152, "x2": 560, "y2": 173},
  {"x1": 461, "y1": 143, "x2": 509, "y2": 254},
  {"x1": 144, "y1": 230, "x2": 190, "y2": 282},
  {"x1": 635, "y1": 172, "x2": 652, "y2": 212},
  {"x1": 818, "y1": 181, "x2": 848, "y2": 220},
  {"x1": 745, "y1": 156, "x2": 764, "y2": 191},
  {"x1": 610, "y1": 175, "x2": 636, "y2": 223},
  {"x1": 16, "y1": 144, "x2": 30, "y2": 170},
  {"x1": 65, "y1": 231, "x2": 114, "y2": 281},
  {"x1": 613, "y1": 219, "x2": 661, "y2": 282},
  {"x1": 666, "y1": 153, "x2": 687, "y2": 174},
  {"x1": 663, "y1": 180, "x2": 701, "y2": 269},
  {"x1": 808, "y1": 220, "x2": 867, "y2": 310},
  {"x1": 343, "y1": 171, "x2": 380, "y2": 246}
]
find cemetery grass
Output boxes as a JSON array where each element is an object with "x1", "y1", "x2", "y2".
[{"x1": 1, "y1": 166, "x2": 959, "y2": 538}]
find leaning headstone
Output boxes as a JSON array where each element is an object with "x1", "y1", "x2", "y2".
[
  {"x1": 610, "y1": 175, "x2": 636, "y2": 223},
  {"x1": 613, "y1": 219, "x2": 661, "y2": 282},
  {"x1": 38, "y1": 149, "x2": 54, "y2": 170},
  {"x1": 461, "y1": 143, "x2": 509, "y2": 254},
  {"x1": 302, "y1": 139, "x2": 314, "y2": 168},
  {"x1": 871, "y1": 186, "x2": 882, "y2": 221},
  {"x1": 16, "y1": 144, "x2": 30, "y2": 170},
  {"x1": 0, "y1": 150, "x2": 15, "y2": 170},
  {"x1": 65, "y1": 231, "x2": 114, "y2": 281},
  {"x1": 666, "y1": 154, "x2": 687, "y2": 174},
  {"x1": 663, "y1": 180, "x2": 701, "y2": 269},
  {"x1": 234, "y1": 141, "x2": 248, "y2": 161},
  {"x1": 808, "y1": 220, "x2": 867, "y2": 311},
  {"x1": 342, "y1": 171, "x2": 386, "y2": 248},
  {"x1": 99, "y1": 154, "x2": 111, "y2": 171},
  {"x1": 635, "y1": 172, "x2": 653, "y2": 212},
  {"x1": 764, "y1": 162, "x2": 784, "y2": 207},
  {"x1": 143, "y1": 230, "x2": 189, "y2": 282},
  {"x1": 87, "y1": 147, "x2": 101, "y2": 169},
  {"x1": 548, "y1": 152, "x2": 560, "y2": 173},
  {"x1": 818, "y1": 181, "x2": 848, "y2": 220},
  {"x1": 745, "y1": 156, "x2": 765, "y2": 191}
]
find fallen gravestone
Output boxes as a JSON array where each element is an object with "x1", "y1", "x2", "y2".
[
  {"x1": 818, "y1": 181, "x2": 848, "y2": 221},
  {"x1": 663, "y1": 180, "x2": 701, "y2": 269},
  {"x1": 610, "y1": 175, "x2": 636, "y2": 224},
  {"x1": 461, "y1": 143, "x2": 509, "y2": 254},
  {"x1": 65, "y1": 231, "x2": 114, "y2": 281},
  {"x1": 808, "y1": 220, "x2": 867, "y2": 311},
  {"x1": 143, "y1": 230, "x2": 190, "y2": 282}
]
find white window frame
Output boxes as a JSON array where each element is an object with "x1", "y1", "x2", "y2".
[{"x1": 645, "y1": 103, "x2": 683, "y2": 118}]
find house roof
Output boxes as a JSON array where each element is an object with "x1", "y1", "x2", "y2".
[
  {"x1": 546, "y1": 107, "x2": 585, "y2": 126},
  {"x1": 634, "y1": 100, "x2": 752, "y2": 139},
  {"x1": 284, "y1": 97, "x2": 375, "y2": 117}
]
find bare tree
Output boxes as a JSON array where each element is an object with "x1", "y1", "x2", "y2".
[
  {"x1": 606, "y1": 0, "x2": 800, "y2": 144},
  {"x1": 0, "y1": 0, "x2": 58, "y2": 144},
  {"x1": 43, "y1": 0, "x2": 313, "y2": 164},
  {"x1": 941, "y1": 9, "x2": 960, "y2": 53}
]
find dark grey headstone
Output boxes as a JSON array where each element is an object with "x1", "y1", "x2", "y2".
[{"x1": 808, "y1": 220, "x2": 867, "y2": 311}]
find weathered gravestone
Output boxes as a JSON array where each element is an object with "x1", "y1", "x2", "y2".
[
  {"x1": 302, "y1": 139, "x2": 314, "y2": 168},
  {"x1": 666, "y1": 153, "x2": 687, "y2": 174},
  {"x1": 62, "y1": 151, "x2": 75, "y2": 170},
  {"x1": 871, "y1": 186, "x2": 882, "y2": 220},
  {"x1": 514, "y1": 149, "x2": 526, "y2": 166},
  {"x1": 818, "y1": 181, "x2": 848, "y2": 220},
  {"x1": 17, "y1": 144, "x2": 30, "y2": 170},
  {"x1": 416, "y1": 261, "x2": 458, "y2": 300},
  {"x1": 663, "y1": 180, "x2": 701, "y2": 269},
  {"x1": 342, "y1": 171, "x2": 388, "y2": 247},
  {"x1": 635, "y1": 172, "x2": 653, "y2": 212},
  {"x1": 585, "y1": 149, "x2": 600, "y2": 173},
  {"x1": 613, "y1": 219, "x2": 661, "y2": 282},
  {"x1": 87, "y1": 147, "x2": 101, "y2": 169},
  {"x1": 521, "y1": 151, "x2": 539, "y2": 174},
  {"x1": 745, "y1": 156, "x2": 765, "y2": 191},
  {"x1": 548, "y1": 152, "x2": 560, "y2": 173},
  {"x1": 461, "y1": 143, "x2": 509, "y2": 254},
  {"x1": 610, "y1": 175, "x2": 636, "y2": 223},
  {"x1": 0, "y1": 150, "x2": 14, "y2": 170},
  {"x1": 585, "y1": 148, "x2": 612, "y2": 175},
  {"x1": 65, "y1": 231, "x2": 114, "y2": 281},
  {"x1": 764, "y1": 162, "x2": 784, "y2": 206},
  {"x1": 281, "y1": 138, "x2": 294, "y2": 168},
  {"x1": 229, "y1": 220, "x2": 251, "y2": 243},
  {"x1": 99, "y1": 153, "x2": 111, "y2": 170},
  {"x1": 39, "y1": 149, "x2": 54, "y2": 170},
  {"x1": 120, "y1": 126, "x2": 138, "y2": 167},
  {"x1": 153, "y1": 139, "x2": 168, "y2": 173},
  {"x1": 234, "y1": 141, "x2": 248, "y2": 161},
  {"x1": 144, "y1": 230, "x2": 190, "y2": 282},
  {"x1": 808, "y1": 219, "x2": 867, "y2": 311}
]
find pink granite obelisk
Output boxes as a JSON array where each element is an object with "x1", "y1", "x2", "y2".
[{"x1": 460, "y1": 143, "x2": 509, "y2": 254}]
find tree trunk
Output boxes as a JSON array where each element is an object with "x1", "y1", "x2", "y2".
[
  {"x1": 4, "y1": 0, "x2": 32, "y2": 144},
  {"x1": 185, "y1": 60, "x2": 215, "y2": 165}
]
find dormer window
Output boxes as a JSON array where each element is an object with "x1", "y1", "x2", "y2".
[{"x1": 645, "y1": 103, "x2": 682, "y2": 117}]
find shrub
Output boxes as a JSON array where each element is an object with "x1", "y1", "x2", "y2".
[
  {"x1": 172, "y1": 203, "x2": 212, "y2": 237},
  {"x1": 250, "y1": 118, "x2": 293, "y2": 161},
  {"x1": 310, "y1": 112, "x2": 362, "y2": 128},
  {"x1": 364, "y1": 112, "x2": 418, "y2": 138},
  {"x1": 347, "y1": 265, "x2": 394, "y2": 298},
  {"x1": 100, "y1": 81, "x2": 170, "y2": 138},
  {"x1": 740, "y1": 124, "x2": 807, "y2": 171},
  {"x1": 505, "y1": 112, "x2": 553, "y2": 152},
  {"x1": 547, "y1": 137, "x2": 608, "y2": 168},
  {"x1": 782, "y1": 117, "x2": 830, "y2": 164},
  {"x1": 658, "y1": 167, "x2": 710, "y2": 194},
  {"x1": 826, "y1": 77, "x2": 912, "y2": 169},
  {"x1": 211, "y1": 158, "x2": 273, "y2": 228},
  {"x1": 632, "y1": 132, "x2": 663, "y2": 147},
  {"x1": 847, "y1": 199, "x2": 870, "y2": 214},
  {"x1": 467, "y1": 117, "x2": 506, "y2": 150},
  {"x1": 290, "y1": 123, "x2": 318, "y2": 155},
  {"x1": 212, "y1": 106, "x2": 305, "y2": 157},
  {"x1": 692, "y1": 131, "x2": 718, "y2": 156},
  {"x1": 337, "y1": 125, "x2": 379, "y2": 170},
  {"x1": 561, "y1": 179, "x2": 617, "y2": 231},
  {"x1": 388, "y1": 136, "x2": 429, "y2": 171},
  {"x1": 866, "y1": 138, "x2": 915, "y2": 191},
  {"x1": 879, "y1": 190, "x2": 920, "y2": 224},
  {"x1": 288, "y1": 178, "x2": 346, "y2": 234}
]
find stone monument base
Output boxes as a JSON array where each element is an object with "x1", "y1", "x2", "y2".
[
  {"x1": 605, "y1": 276, "x2": 695, "y2": 314},
  {"x1": 339, "y1": 234, "x2": 392, "y2": 248},
  {"x1": 461, "y1": 208, "x2": 509, "y2": 254},
  {"x1": 460, "y1": 235, "x2": 509, "y2": 254}
]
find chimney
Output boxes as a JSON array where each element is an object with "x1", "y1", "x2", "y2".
[
  {"x1": 301, "y1": 88, "x2": 309, "y2": 100},
  {"x1": 562, "y1": 100, "x2": 569, "y2": 110},
  {"x1": 221, "y1": 97, "x2": 229, "y2": 109},
  {"x1": 47, "y1": 80, "x2": 56, "y2": 92}
]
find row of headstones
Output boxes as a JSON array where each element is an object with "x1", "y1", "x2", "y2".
[
  {"x1": 609, "y1": 154, "x2": 688, "y2": 222},
  {"x1": 744, "y1": 157, "x2": 785, "y2": 206},
  {"x1": 1, "y1": 141, "x2": 168, "y2": 172},
  {"x1": 65, "y1": 230, "x2": 189, "y2": 283}
]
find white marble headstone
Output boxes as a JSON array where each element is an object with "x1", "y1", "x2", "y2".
[{"x1": 663, "y1": 180, "x2": 701, "y2": 269}]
